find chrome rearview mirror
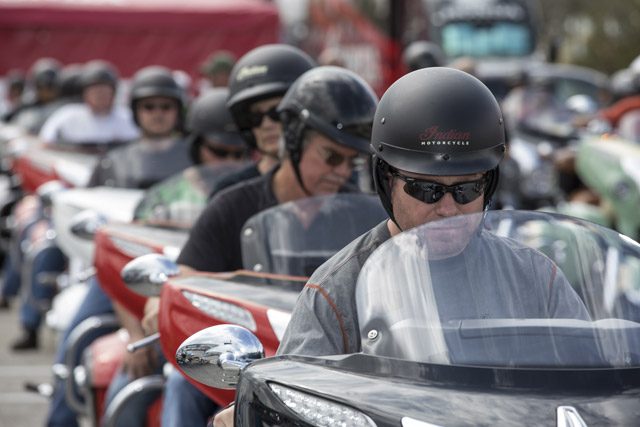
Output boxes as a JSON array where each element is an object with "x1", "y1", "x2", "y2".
[
  {"x1": 69, "y1": 209, "x2": 108, "y2": 240},
  {"x1": 121, "y1": 253, "x2": 179, "y2": 297},
  {"x1": 176, "y1": 324, "x2": 264, "y2": 390}
]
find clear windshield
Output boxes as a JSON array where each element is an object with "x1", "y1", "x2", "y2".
[
  {"x1": 356, "y1": 210, "x2": 640, "y2": 368},
  {"x1": 133, "y1": 163, "x2": 248, "y2": 226},
  {"x1": 241, "y1": 194, "x2": 387, "y2": 276},
  {"x1": 441, "y1": 22, "x2": 533, "y2": 58}
]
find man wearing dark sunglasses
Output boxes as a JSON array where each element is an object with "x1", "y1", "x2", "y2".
[
  {"x1": 154, "y1": 65, "x2": 378, "y2": 427},
  {"x1": 43, "y1": 65, "x2": 194, "y2": 427},
  {"x1": 275, "y1": 67, "x2": 588, "y2": 366},
  {"x1": 87, "y1": 65, "x2": 191, "y2": 189},
  {"x1": 204, "y1": 44, "x2": 317, "y2": 198}
]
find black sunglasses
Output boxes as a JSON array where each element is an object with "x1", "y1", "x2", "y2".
[
  {"x1": 204, "y1": 144, "x2": 245, "y2": 159},
  {"x1": 391, "y1": 170, "x2": 487, "y2": 205},
  {"x1": 139, "y1": 101, "x2": 176, "y2": 112},
  {"x1": 318, "y1": 146, "x2": 364, "y2": 169},
  {"x1": 247, "y1": 106, "x2": 280, "y2": 128}
]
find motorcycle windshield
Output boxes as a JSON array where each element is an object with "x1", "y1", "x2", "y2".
[
  {"x1": 133, "y1": 163, "x2": 248, "y2": 226},
  {"x1": 356, "y1": 210, "x2": 640, "y2": 369},
  {"x1": 241, "y1": 193, "x2": 387, "y2": 277}
]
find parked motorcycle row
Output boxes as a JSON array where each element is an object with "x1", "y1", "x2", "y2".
[{"x1": 1, "y1": 52, "x2": 640, "y2": 426}]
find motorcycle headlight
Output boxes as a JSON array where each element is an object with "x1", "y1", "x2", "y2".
[
  {"x1": 181, "y1": 291, "x2": 256, "y2": 331},
  {"x1": 268, "y1": 382, "x2": 376, "y2": 427}
]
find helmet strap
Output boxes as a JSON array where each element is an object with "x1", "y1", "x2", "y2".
[
  {"x1": 284, "y1": 116, "x2": 312, "y2": 196},
  {"x1": 483, "y1": 166, "x2": 500, "y2": 209},
  {"x1": 373, "y1": 156, "x2": 402, "y2": 230}
]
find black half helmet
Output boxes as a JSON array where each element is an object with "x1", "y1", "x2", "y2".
[
  {"x1": 372, "y1": 67, "x2": 506, "y2": 218},
  {"x1": 129, "y1": 66, "x2": 185, "y2": 105},
  {"x1": 278, "y1": 66, "x2": 378, "y2": 154},
  {"x1": 187, "y1": 88, "x2": 246, "y2": 164},
  {"x1": 57, "y1": 64, "x2": 84, "y2": 99},
  {"x1": 30, "y1": 58, "x2": 62, "y2": 89},
  {"x1": 402, "y1": 41, "x2": 445, "y2": 72},
  {"x1": 80, "y1": 60, "x2": 119, "y2": 89},
  {"x1": 226, "y1": 44, "x2": 316, "y2": 136}
]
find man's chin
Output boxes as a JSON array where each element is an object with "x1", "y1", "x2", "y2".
[{"x1": 257, "y1": 137, "x2": 279, "y2": 153}]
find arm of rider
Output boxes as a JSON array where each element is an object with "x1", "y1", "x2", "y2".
[
  {"x1": 113, "y1": 301, "x2": 158, "y2": 379},
  {"x1": 140, "y1": 265, "x2": 194, "y2": 336},
  {"x1": 213, "y1": 405, "x2": 234, "y2": 427},
  {"x1": 142, "y1": 297, "x2": 160, "y2": 336}
]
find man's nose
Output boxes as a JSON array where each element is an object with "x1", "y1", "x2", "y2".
[
  {"x1": 434, "y1": 192, "x2": 459, "y2": 216},
  {"x1": 332, "y1": 159, "x2": 353, "y2": 178}
]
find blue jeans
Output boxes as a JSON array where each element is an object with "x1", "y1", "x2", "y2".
[
  {"x1": 46, "y1": 277, "x2": 115, "y2": 427},
  {"x1": 162, "y1": 370, "x2": 218, "y2": 427},
  {"x1": 1, "y1": 218, "x2": 39, "y2": 299},
  {"x1": 1, "y1": 252, "x2": 21, "y2": 299},
  {"x1": 19, "y1": 245, "x2": 66, "y2": 331},
  {"x1": 103, "y1": 345, "x2": 165, "y2": 427}
]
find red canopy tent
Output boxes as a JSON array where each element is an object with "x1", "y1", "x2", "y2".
[{"x1": 0, "y1": 0, "x2": 280, "y2": 78}]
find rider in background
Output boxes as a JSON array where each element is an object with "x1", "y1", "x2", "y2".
[
  {"x1": 87, "y1": 65, "x2": 191, "y2": 189},
  {"x1": 155, "y1": 65, "x2": 378, "y2": 427},
  {"x1": 43, "y1": 65, "x2": 189, "y2": 427},
  {"x1": 0, "y1": 70, "x2": 26, "y2": 121},
  {"x1": 7, "y1": 58, "x2": 62, "y2": 134},
  {"x1": 206, "y1": 44, "x2": 317, "y2": 198},
  {"x1": 402, "y1": 40, "x2": 445, "y2": 73},
  {"x1": 39, "y1": 60, "x2": 139, "y2": 145},
  {"x1": 199, "y1": 50, "x2": 236, "y2": 90},
  {"x1": 132, "y1": 87, "x2": 250, "y2": 224}
]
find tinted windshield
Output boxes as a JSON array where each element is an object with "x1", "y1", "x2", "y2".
[
  {"x1": 356, "y1": 210, "x2": 640, "y2": 368},
  {"x1": 241, "y1": 194, "x2": 387, "y2": 276},
  {"x1": 441, "y1": 22, "x2": 533, "y2": 57}
]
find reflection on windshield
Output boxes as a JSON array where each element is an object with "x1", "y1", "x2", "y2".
[
  {"x1": 133, "y1": 163, "x2": 246, "y2": 226},
  {"x1": 442, "y1": 22, "x2": 532, "y2": 57},
  {"x1": 241, "y1": 194, "x2": 387, "y2": 277},
  {"x1": 356, "y1": 211, "x2": 640, "y2": 369}
]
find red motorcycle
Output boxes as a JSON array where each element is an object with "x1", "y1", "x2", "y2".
[
  {"x1": 55, "y1": 163, "x2": 245, "y2": 426},
  {"x1": 124, "y1": 193, "x2": 387, "y2": 407}
]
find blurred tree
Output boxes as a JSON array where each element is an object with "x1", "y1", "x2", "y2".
[{"x1": 538, "y1": 0, "x2": 640, "y2": 74}]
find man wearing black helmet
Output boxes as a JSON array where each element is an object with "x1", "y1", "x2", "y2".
[
  {"x1": 205, "y1": 44, "x2": 317, "y2": 197},
  {"x1": 7, "y1": 58, "x2": 62, "y2": 133},
  {"x1": 275, "y1": 68, "x2": 589, "y2": 358},
  {"x1": 160, "y1": 64, "x2": 378, "y2": 427},
  {"x1": 263, "y1": 68, "x2": 592, "y2": 371},
  {"x1": 133, "y1": 88, "x2": 249, "y2": 226},
  {"x1": 87, "y1": 65, "x2": 191, "y2": 188},
  {"x1": 39, "y1": 60, "x2": 139, "y2": 145},
  {"x1": 42, "y1": 65, "x2": 192, "y2": 427},
  {"x1": 402, "y1": 40, "x2": 445, "y2": 72}
]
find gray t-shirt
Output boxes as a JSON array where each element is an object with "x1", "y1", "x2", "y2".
[
  {"x1": 277, "y1": 221, "x2": 590, "y2": 357},
  {"x1": 278, "y1": 221, "x2": 391, "y2": 356}
]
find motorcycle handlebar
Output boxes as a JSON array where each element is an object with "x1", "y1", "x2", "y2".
[{"x1": 127, "y1": 332, "x2": 160, "y2": 353}]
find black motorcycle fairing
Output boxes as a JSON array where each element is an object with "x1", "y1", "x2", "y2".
[{"x1": 235, "y1": 353, "x2": 640, "y2": 427}]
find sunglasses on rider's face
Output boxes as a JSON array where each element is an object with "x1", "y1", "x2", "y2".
[
  {"x1": 204, "y1": 143, "x2": 245, "y2": 159},
  {"x1": 247, "y1": 106, "x2": 280, "y2": 128},
  {"x1": 139, "y1": 101, "x2": 176, "y2": 112},
  {"x1": 391, "y1": 169, "x2": 487, "y2": 205},
  {"x1": 318, "y1": 146, "x2": 364, "y2": 169}
]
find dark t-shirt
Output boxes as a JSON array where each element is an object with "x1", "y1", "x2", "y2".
[{"x1": 177, "y1": 168, "x2": 278, "y2": 272}]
